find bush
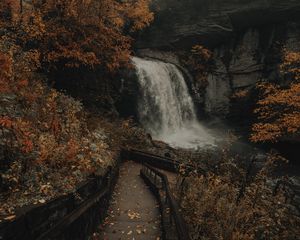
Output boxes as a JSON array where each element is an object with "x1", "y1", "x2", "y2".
[{"x1": 178, "y1": 150, "x2": 300, "y2": 240}]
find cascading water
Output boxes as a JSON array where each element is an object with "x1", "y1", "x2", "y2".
[{"x1": 132, "y1": 56, "x2": 215, "y2": 149}]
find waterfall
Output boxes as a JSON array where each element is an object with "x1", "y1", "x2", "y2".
[{"x1": 132, "y1": 57, "x2": 215, "y2": 149}]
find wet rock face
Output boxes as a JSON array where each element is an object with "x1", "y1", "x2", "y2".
[
  {"x1": 115, "y1": 68, "x2": 140, "y2": 120},
  {"x1": 136, "y1": 0, "x2": 300, "y2": 119},
  {"x1": 206, "y1": 22, "x2": 300, "y2": 117},
  {"x1": 137, "y1": 0, "x2": 300, "y2": 50}
]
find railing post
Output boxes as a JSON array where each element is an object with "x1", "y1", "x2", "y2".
[
  {"x1": 165, "y1": 192, "x2": 168, "y2": 205},
  {"x1": 169, "y1": 210, "x2": 173, "y2": 225}
]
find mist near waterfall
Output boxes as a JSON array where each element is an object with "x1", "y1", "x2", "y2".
[{"x1": 132, "y1": 56, "x2": 216, "y2": 149}]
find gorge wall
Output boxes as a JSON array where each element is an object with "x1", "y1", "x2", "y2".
[
  {"x1": 135, "y1": 0, "x2": 300, "y2": 130},
  {"x1": 136, "y1": 0, "x2": 300, "y2": 50}
]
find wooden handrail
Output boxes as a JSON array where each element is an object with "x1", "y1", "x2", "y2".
[
  {"x1": 129, "y1": 148, "x2": 179, "y2": 163},
  {"x1": 124, "y1": 148, "x2": 206, "y2": 176},
  {"x1": 141, "y1": 164, "x2": 190, "y2": 240},
  {"x1": 36, "y1": 167, "x2": 114, "y2": 240}
]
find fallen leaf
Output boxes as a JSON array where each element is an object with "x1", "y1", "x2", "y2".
[{"x1": 4, "y1": 215, "x2": 16, "y2": 221}]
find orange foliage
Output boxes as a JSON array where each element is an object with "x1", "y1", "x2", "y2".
[
  {"x1": 231, "y1": 89, "x2": 250, "y2": 99},
  {"x1": 0, "y1": 53, "x2": 34, "y2": 154},
  {"x1": 124, "y1": 0, "x2": 154, "y2": 32},
  {"x1": 0, "y1": 116, "x2": 13, "y2": 129},
  {"x1": 0, "y1": 53, "x2": 12, "y2": 93},
  {"x1": 1, "y1": 0, "x2": 153, "y2": 72},
  {"x1": 66, "y1": 138, "x2": 80, "y2": 161},
  {"x1": 281, "y1": 50, "x2": 300, "y2": 81},
  {"x1": 0, "y1": 44, "x2": 116, "y2": 176},
  {"x1": 191, "y1": 45, "x2": 212, "y2": 60},
  {"x1": 0, "y1": 1, "x2": 153, "y2": 212},
  {"x1": 180, "y1": 152, "x2": 300, "y2": 240},
  {"x1": 251, "y1": 50, "x2": 300, "y2": 142},
  {"x1": 182, "y1": 45, "x2": 213, "y2": 88},
  {"x1": 0, "y1": 116, "x2": 34, "y2": 155}
]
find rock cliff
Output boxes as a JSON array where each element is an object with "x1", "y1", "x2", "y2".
[
  {"x1": 137, "y1": 0, "x2": 300, "y2": 50},
  {"x1": 136, "y1": 0, "x2": 300, "y2": 120}
]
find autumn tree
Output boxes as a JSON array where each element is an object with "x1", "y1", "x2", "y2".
[
  {"x1": 0, "y1": 0, "x2": 154, "y2": 176},
  {"x1": 9, "y1": 0, "x2": 154, "y2": 72},
  {"x1": 182, "y1": 45, "x2": 213, "y2": 89},
  {"x1": 0, "y1": 0, "x2": 154, "y2": 217},
  {"x1": 251, "y1": 50, "x2": 300, "y2": 142},
  {"x1": 0, "y1": 41, "x2": 97, "y2": 191},
  {"x1": 0, "y1": 1, "x2": 11, "y2": 26}
]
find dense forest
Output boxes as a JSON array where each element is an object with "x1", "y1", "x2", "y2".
[{"x1": 0, "y1": 0, "x2": 300, "y2": 240}]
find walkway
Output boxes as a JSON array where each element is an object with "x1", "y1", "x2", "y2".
[{"x1": 99, "y1": 161, "x2": 161, "y2": 240}]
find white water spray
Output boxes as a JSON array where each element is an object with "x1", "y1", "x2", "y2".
[{"x1": 132, "y1": 56, "x2": 215, "y2": 149}]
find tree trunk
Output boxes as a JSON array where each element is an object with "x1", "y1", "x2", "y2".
[{"x1": 20, "y1": 0, "x2": 23, "y2": 14}]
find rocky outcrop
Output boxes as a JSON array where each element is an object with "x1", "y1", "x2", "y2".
[
  {"x1": 136, "y1": 0, "x2": 300, "y2": 119},
  {"x1": 205, "y1": 22, "x2": 300, "y2": 117},
  {"x1": 137, "y1": 0, "x2": 300, "y2": 50}
]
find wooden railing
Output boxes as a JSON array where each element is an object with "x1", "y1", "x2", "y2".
[
  {"x1": 123, "y1": 148, "x2": 206, "y2": 176},
  {"x1": 0, "y1": 161, "x2": 120, "y2": 240},
  {"x1": 1, "y1": 149, "x2": 194, "y2": 240},
  {"x1": 140, "y1": 163, "x2": 190, "y2": 240}
]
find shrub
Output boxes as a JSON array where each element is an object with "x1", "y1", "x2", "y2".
[{"x1": 178, "y1": 151, "x2": 300, "y2": 240}]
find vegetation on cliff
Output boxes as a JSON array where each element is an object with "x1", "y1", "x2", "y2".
[
  {"x1": 178, "y1": 142, "x2": 300, "y2": 240},
  {"x1": 1, "y1": 0, "x2": 153, "y2": 72},
  {"x1": 251, "y1": 50, "x2": 300, "y2": 142},
  {"x1": 0, "y1": 0, "x2": 152, "y2": 220},
  {"x1": 182, "y1": 45, "x2": 214, "y2": 89},
  {"x1": 185, "y1": 42, "x2": 300, "y2": 143}
]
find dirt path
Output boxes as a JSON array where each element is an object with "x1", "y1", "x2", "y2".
[{"x1": 99, "y1": 161, "x2": 161, "y2": 240}]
